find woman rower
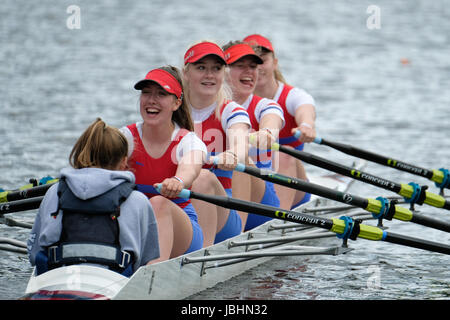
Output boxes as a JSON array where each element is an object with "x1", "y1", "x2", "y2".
[
  {"x1": 223, "y1": 41, "x2": 285, "y2": 231},
  {"x1": 182, "y1": 41, "x2": 250, "y2": 245},
  {"x1": 121, "y1": 66, "x2": 206, "y2": 262},
  {"x1": 28, "y1": 118, "x2": 160, "y2": 277},
  {"x1": 243, "y1": 34, "x2": 317, "y2": 210}
]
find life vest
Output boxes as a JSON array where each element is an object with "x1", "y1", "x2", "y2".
[
  {"x1": 277, "y1": 84, "x2": 303, "y2": 149},
  {"x1": 44, "y1": 178, "x2": 135, "y2": 275}
]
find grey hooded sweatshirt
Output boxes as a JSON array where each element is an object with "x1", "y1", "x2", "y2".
[{"x1": 27, "y1": 167, "x2": 160, "y2": 273}]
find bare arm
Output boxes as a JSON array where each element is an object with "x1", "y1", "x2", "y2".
[
  {"x1": 155, "y1": 149, "x2": 204, "y2": 198},
  {"x1": 251, "y1": 113, "x2": 283, "y2": 150},
  {"x1": 293, "y1": 104, "x2": 316, "y2": 143}
]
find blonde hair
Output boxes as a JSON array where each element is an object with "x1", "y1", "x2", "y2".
[
  {"x1": 274, "y1": 66, "x2": 287, "y2": 84},
  {"x1": 260, "y1": 47, "x2": 286, "y2": 84},
  {"x1": 182, "y1": 40, "x2": 232, "y2": 121},
  {"x1": 69, "y1": 118, "x2": 128, "y2": 170}
]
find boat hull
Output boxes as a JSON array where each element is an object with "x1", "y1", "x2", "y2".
[{"x1": 22, "y1": 264, "x2": 128, "y2": 300}]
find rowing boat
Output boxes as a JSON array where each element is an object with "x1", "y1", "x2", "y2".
[{"x1": 22, "y1": 160, "x2": 367, "y2": 300}]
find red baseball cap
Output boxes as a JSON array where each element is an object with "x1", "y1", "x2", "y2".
[
  {"x1": 243, "y1": 34, "x2": 274, "y2": 52},
  {"x1": 184, "y1": 41, "x2": 227, "y2": 65},
  {"x1": 224, "y1": 43, "x2": 263, "y2": 65},
  {"x1": 134, "y1": 69, "x2": 183, "y2": 99}
]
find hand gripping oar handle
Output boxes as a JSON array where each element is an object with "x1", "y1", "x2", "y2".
[
  {"x1": 293, "y1": 130, "x2": 323, "y2": 144},
  {"x1": 272, "y1": 141, "x2": 450, "y2": 211},
  {"x1": 234, "y1": 164, "x2": 450, "y2": 233},
  {"x1": 294, "y1": 130, "x2": 450, "y2": 191},
  {"x1": 155, "y1": 184, "x2": 450, "y2": 255}
]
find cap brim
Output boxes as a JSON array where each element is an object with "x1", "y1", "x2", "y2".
[
  {"x1": 228, "y1": 53, "x2": 263, "y2": 65},
  {"x1": 134, "y1": 79, "x2": 171, "y2": 92},
  {"x1": 190, "y1": 53, "x2": 227, "y2": 65},
  {"x1": 134, "y1": 79, "x2": 155, "y2": 90}
]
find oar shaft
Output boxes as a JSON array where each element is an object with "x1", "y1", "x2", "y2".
[
  {"x1": 0, "y1": 196, "x2": 44, "y2": 214},
  {"x1": 318, "y1": 138, "x2": 434, "y2": 179},
  {"x1": 237, "y1": 164, "x2": 370, "y2": 210},
  {"x1": 314, "y1": 136, "x2": 450, "y2": 190},
  {"x1": 274, "y1": 144, "x2": 402, "y2": 194},
  {"x1": 410, "y1": 213, "x2": 450, "y2": 233},
  {"x1": 1, "y1": 183, "x2": 55, "y2": 203},
  {"x1": 383, "y1": 232, "x2": 450, "y2": 255},
  {"x1": 176, "y1": 188, "x2": 450, "y2": 255},
  {"x1": 189, "y1": 190, "x2": 335, "y2": 230},
  {"x1": 237, "y1": 164, "x2": 450, "y2": 233},
  {"x1": 274, "y1": 143, "x2": 450, "y2": 210}
]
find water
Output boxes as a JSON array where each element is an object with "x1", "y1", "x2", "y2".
[{"x1": 1, "y1": 0, "x2": 449, "y2": 300}]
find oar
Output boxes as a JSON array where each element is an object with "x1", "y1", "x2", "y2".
[
  {"x1": 158, "y1": 186, "x2": 450, "y2": 255},
  {"x1": 293, "y1": 131, "x2": 450, "y2": 193},
  {"x1": 270, "y1": 141, "x2": 450, "y2": 211},
  {"x1": 1, "y1": 177, "x2": 58, "y2": 203},
  {"x1": 0, "y1": 196, "x2": 44, "y2": 214},
  {"x1": 0, "y1": 183, "x2": 56, "y2": 203},
  {"x1": 233, "y1": 164, "x2": 450, "y2": 233}
]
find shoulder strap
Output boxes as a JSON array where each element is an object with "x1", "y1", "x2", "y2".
[{"x1": 51, "y1": 178, "x2": 136, "y2": 218}]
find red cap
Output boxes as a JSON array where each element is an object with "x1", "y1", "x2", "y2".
[
  {"x1": 134, "y1": 69, "x2": 183, "y2": 99},
  {"x1": 184, "y1": 42, "x2": 227, "y2": 65},
  {"x1": 224, "y1": 43, "x2": 263, "y2": 65},
  {"x1": 243, "y1": 34, "x2": 274, "y2": 52}
]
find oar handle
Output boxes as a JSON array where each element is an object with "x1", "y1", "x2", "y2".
[
  {"x1": 155, "y1": 184, "x2": 191, "y2": 199},
  {"x1": 293, "y1": 130, "x2": 322, "y2": 144}
]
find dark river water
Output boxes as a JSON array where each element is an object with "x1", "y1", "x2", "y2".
[{"x1": 1, "y1": 0, "x2": 449, "y2": 299}]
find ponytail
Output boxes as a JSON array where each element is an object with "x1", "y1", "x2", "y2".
[{"x1": 69, "y1": 118, "x2": 128, "y2": 170}]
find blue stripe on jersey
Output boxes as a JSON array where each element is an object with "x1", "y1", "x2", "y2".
[
  {"x1": 259, "y1": 105, "x2": 283, "y2": 115},
  {"x1": 226, "y1": 111, "x2": 250, "y2": 125}
]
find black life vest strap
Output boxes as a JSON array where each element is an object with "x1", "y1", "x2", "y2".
[{"x1": 51, "y1": 178, "x2": 136, "y2": 218}]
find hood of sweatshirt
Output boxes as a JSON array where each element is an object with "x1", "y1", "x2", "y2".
[{"x1": 59, "y1": 167, "x2": 135, "y2": 200}]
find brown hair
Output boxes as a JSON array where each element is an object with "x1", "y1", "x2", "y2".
[
  {"x1": 69, "y1": 118, "x2": 128, "y2": 170},
  {"x1": 154, "y1": 65, "x2": 194, "y2": 131},
  {"x1": 222, "y1": 40, "x2": 261, "y2": 54},
  {"x1": 222, "y1": 40, "x2": 240, "y2": 52}
]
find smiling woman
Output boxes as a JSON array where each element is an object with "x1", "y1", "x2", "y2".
[
  {"x1": 120, "y1": 66, "x2": 207, "y2": 262},
  {"x1": 223, "y1": 41, "x2": 285, "y2": 231},
  {"x1": 182, "y1": 41, "x2": 251, "y2": 246},
  {"x1": 243, "y1": 34, "x2": 317, "y2": 211}
]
